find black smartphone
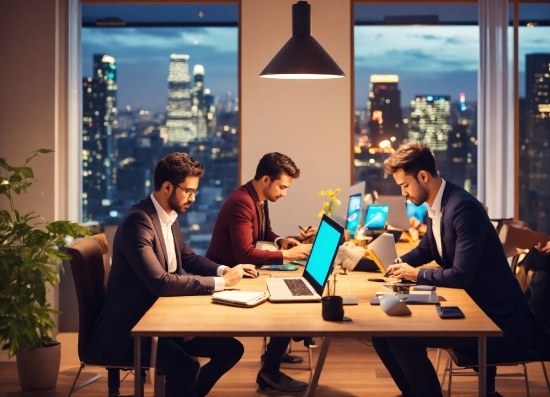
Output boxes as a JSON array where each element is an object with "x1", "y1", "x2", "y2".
[
  {"x1": 368, "y1": 277, "x2": 386, "y2": 282},
  {"x1": 436, "y1": 306, "x2": 465, "y2": 319}
]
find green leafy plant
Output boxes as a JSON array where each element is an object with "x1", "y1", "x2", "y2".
[{"x1": 0, "y1": 149, "x2": 90, "y2": 358}]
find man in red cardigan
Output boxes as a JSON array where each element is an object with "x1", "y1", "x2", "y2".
[{"x1": 206, "y1": 152, "x2": 315, "y2": 393}]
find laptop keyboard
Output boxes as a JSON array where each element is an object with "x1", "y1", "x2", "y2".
[{"x1": 284, "y1": 279, "x2": 314, "y2": 296}]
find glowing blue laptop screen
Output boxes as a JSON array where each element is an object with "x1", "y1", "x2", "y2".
[
  {"x1": 364, "y1": 204, "x2": 389, "y2": 230},
  {"x1": 345, "y1": 193, "x2": 362, "y2": 232},
  {"x1": 304, "y1": 217, "x2": 343, "y2": 289},
  {"x1": 406, "y1": 200, "x2": 429, "y2": 223}
]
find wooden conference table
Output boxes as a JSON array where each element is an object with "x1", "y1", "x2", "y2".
[{"x1": 132, "y1": 263, "x2": 502, "y2": 396}]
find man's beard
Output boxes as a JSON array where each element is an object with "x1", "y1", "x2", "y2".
[{"x1": 168, "y1": 190, "x2": 191, "y2": 214}]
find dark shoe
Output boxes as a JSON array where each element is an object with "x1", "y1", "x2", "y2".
[
  {"x1": 281, "y1": 352, "x2": 303, "y2": 364},
  {"x1": 487, "y1": 392, "x2": 504, "y2": 397},
  {"x1": 256, "y1": 370, "x2": 308, "y2": 392}
]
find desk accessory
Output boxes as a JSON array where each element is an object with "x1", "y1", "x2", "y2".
[
  {"x1": 212, "y1": 291, "x2": 268, "y2": 308},
  {"x1": 261, "y1": 264, "x2": 299, "y2": 271},
  {"x1": 436, "y1": 305, "x2": 465, "y2": 319},
  {"x1": 379, "y1": 294, "x2": 411, "y2": 316}
]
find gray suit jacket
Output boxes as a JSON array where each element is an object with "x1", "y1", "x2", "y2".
[{"x1": 88, "y1": 196, "x2": 219, "y2": 361}]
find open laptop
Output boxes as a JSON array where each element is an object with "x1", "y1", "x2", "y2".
[
  {"x1": 377, "y1": 195, "x2": 411, "y2": 230},
  {"x1": 266, "y1": 215, "x2": 344, "y2": 302},
  {"x1": 366, "y1": 233, "x2": 438, "y2": 304},
  {"x1": 364, "y1": 204, "x2": 390, "y2": 230},
  {"x1": 345, "y1": 192, "x2": 362, "y2": 233}
]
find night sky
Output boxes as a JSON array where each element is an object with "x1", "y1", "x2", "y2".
[{"x1": 81, "y1": 4, "x2": 550, "y2": 113}]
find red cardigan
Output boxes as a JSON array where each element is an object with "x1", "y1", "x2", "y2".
[{"x1": 206, "y1": 181, "x2": 284, "y2": 266}]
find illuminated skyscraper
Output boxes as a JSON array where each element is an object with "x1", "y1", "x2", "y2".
[
  {"x1": 192, "y1": 64, "x2": 208, "y2": 139},
  {"x1": 367, "y1": 75, "x2": 405, "y2": 147},
  {"x1": 409, "y1": 95, "x2": 452, "y2": 151},
  {"x1": 82, "y1": 54, "x2": 117, "y2": 221},
  {"x1": 520, "y1": 53, "x2": 550, "y2": 233},
  {"x1": 166, "y1": 54, "x2": 195, "y2": 144}
]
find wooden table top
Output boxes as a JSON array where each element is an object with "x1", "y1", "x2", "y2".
[{"x1": 132, "y1": 267, "x2": 502, "y2": 340}]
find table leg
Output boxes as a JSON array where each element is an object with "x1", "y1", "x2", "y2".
[
  {"x1": 307, "y1": 336, "x2": 332, "y2": 397},
  {"x1": 134, "y1": 336, "x2": 142, "y2": 397},
  {"x1": 478, "y1": 336, "x2": 486, "y2": 397}
]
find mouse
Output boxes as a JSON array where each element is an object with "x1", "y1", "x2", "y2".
[{"x1": 243, "y1": 271, "x2": 260, "y2": 278}]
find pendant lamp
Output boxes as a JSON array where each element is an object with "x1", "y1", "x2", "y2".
[{"x1": 259, "y1": 1, "x2": 345, "y2": 79}]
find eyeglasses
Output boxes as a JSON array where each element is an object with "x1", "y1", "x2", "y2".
[{"x1": 174, "y1": 184, "x2": 199, "y2": 198}]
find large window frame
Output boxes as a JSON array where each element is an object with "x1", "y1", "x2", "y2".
[{"x1": 352, "y1": 0, "x2": 550, "y2": 220}]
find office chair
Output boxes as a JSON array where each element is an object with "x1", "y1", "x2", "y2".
[{"x1": 67, "y1": 234, "x2": 164, "y2": 397}]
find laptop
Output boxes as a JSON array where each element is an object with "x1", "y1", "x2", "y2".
[
  {"x1": 364, "y1": 204, "x2": 390, "y2": 230},
  {"x1": 345, "y1": 193, "x2": 362, "y2": 232},
  {"x1": 377, "y1": 195, "x2": 411, "y2": 230},
  {"x1": 366, "y1": 233, "x2": 438, "y2": 304},
  {"x1": 266, "y1": 215, "x2": 344, "y2": 302}
]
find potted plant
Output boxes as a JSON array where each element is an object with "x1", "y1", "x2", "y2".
[{"x1": 0, "y1": 149, "x2": 90, "y2": 390}]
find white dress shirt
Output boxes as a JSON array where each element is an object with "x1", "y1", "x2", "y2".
[
  {"x1": 150, "y1": 194, "x2": 226, "y2": 291},
  {"x1": 427, "y1": 179, "x2": 446, "y2": 258}
]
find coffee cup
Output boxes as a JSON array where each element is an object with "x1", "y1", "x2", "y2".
[{"x1": 321, "y1": 296, "x2": 344, "y2": 321}]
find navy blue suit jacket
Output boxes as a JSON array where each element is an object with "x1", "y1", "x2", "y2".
[
  {"x1": 401, "y1": 182, "x2": 534, "y2": 350},
  {"x1": 88, "y1": 196, "x2": 220, "y2": 361}
]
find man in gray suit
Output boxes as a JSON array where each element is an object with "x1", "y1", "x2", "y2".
[{"x1": 88, "y1": 152, "x2": 256, "y2": 397}]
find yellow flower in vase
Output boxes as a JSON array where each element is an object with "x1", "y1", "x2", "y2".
[{"x1": 317, "y1": 188, "x2": 342, "y2": 218}]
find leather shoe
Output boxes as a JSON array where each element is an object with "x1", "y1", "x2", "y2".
[
  {"x1": 256, "y1": 370, "x2": 308, "y2": 392},
  {"x1": 281, "y1": 352, "x2": 303, "y2": 364}
]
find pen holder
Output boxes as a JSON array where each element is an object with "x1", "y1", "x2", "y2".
[{"x1": 321, "y1": 296, "x2": 344, "y2": 321}]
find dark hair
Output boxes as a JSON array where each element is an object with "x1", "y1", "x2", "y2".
[
  {"x1": 383, "y1": 143, "x2": 438, "y2": 177},
  {"x1": 154, "y1": 152, "x2": 205, "y2": 190},
  {"x1": 253, "y1": 152, "x2": 300, "y2": 181}
]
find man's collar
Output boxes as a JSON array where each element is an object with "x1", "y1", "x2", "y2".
[
  {"x1": 428, "y1": 179, "x2": 446, "y2": 217},
  {"x1": 150, "y1": 193, "x2": 178, "y2": 225}
]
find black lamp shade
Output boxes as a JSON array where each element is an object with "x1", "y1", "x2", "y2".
[{"x1": 260, "y1": 1, "x2": 345, "y2": 79}]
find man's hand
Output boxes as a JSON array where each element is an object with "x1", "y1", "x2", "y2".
[
  {"x1": 280, "y1": 237, "x2": 301, "y2": 249},
  {"x1": 222, "y1": 266, "x2": 245, "y2": 287},
  {"x1": 384, "y1": 263, "x2": 420, "y2": 282},
  {"x1": 299, "y1": 227, "x2": 317, "y2": 243},
  {"x1": 282, "y1": 243, "x2": 312, "y2": 261},
  {"x1": 535, "y1": 241, "x2": 550, "y2": 256},
  {"x1": 234, "y1": 264, "x2": 258, "y2": 278}
]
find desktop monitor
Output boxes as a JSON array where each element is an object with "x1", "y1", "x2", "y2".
[
  {"x1": 364, "y1": 204, "x2": 390, "y2": 230},
  {"x1": 345, "y1": 193, "x2": 362, "y2": 232}
]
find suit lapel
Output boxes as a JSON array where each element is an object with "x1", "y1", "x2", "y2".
[
  {"x1": 244, "y1": 181, "x2": 263, "y2": 242},
  {"x1": 172, "y1": 221, "x2": 185, "y2": 274},
  {"x1": 438, "y1": 182, "x2": 454, "y2": 266},
  {"x1": 144, "y1": 196, "x2": 170, "y2": 271}
]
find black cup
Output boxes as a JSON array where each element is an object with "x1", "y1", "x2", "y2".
[{"x1": 321, "y1": 296, "x2": 344, "y2": 321}]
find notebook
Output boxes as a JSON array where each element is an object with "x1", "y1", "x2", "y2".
[
  {"x1": 345, "y1": 192, "x2": 363, "y2": 232},
  {"x1": 212, "y1": 290, "x2": 268, "y2": 308},
  {"x1": 366, "y1": 232, "x2": 438, "y2": 304},
  {"x1": 266, "y1": 215, "x2": 344, "y2": 302},
  {"x1": 364, "y1": 204, "x2": 390, "y2": 230}
]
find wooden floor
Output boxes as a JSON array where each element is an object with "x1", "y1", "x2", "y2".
[{"x1": 0, "y1": 333, "x2": 549, "y2": 396}]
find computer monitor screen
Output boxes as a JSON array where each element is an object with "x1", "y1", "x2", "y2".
[
  {"x1": 406, "y1": 200, "x2": 429, "y2": 223},
  {"x1": 345, "y1": 193, "x2": 362, "y2": 232},
  {"x1": 364, "y1": 204, "x2": 390, "y2": 230}
]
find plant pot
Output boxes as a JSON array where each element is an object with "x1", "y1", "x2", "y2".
[{"x1": 16, "y1": 341, "x2": 61, "y2": 390}]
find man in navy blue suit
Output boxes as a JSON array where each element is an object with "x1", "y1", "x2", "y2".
[{"x1": 372, "y1": 143, "x2": 536, "y2": 397}]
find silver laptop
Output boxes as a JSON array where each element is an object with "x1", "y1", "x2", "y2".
[
  {"x1": 377, "y1": 195, "x2": 411, "y2": 230},
  {"x1": 267, "y1": 215, "x2": 344, "y2": 302}
]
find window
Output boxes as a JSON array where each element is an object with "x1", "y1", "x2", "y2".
[
  {"x1": 81, "y1": 3, "x2": 238, "y2": 254},
  {"x1": 518, "y1": 3, "x2": 550, "y2": 234},
  {"x1": 354, "y1": 3, "x2": 479, "y2": 196}
]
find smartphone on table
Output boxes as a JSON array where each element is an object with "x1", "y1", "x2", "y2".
[{"x1": 436, "y1": 306, "x2": 465, "y2": 319}]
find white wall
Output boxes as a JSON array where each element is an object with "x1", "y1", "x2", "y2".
[{"x1": 241, "y1": 0, "x2": 352, "y2": 236}]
